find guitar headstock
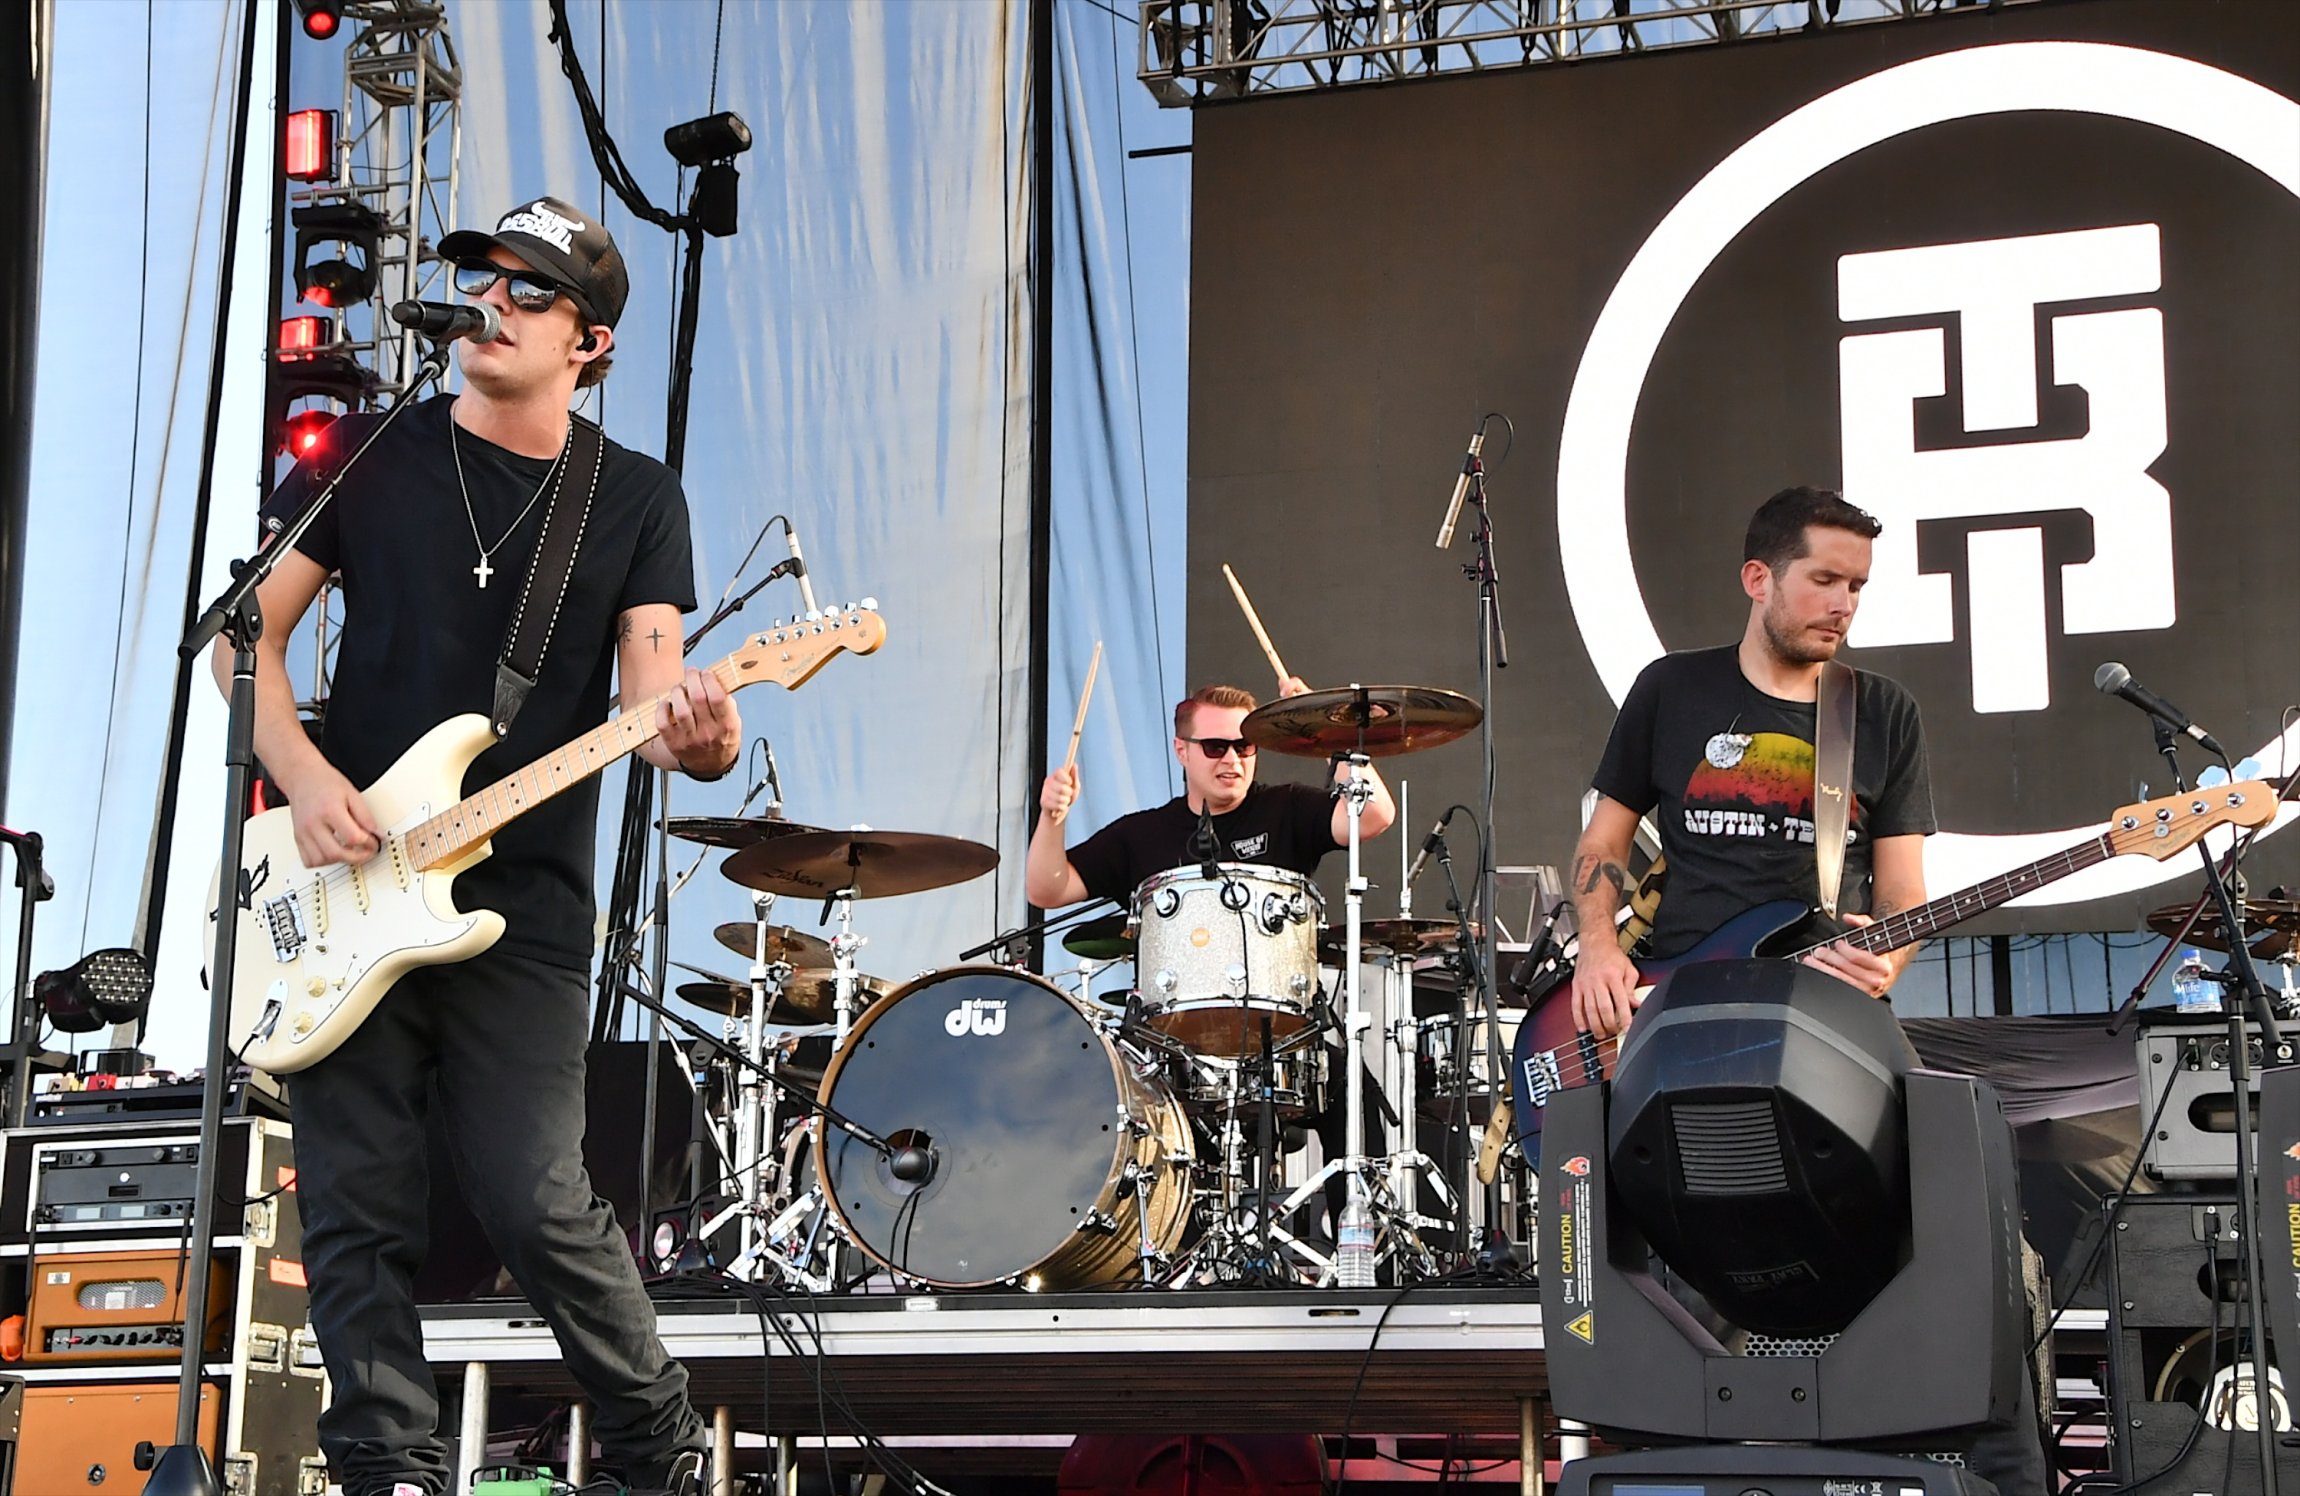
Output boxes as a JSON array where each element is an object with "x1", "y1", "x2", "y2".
[
  {"x1": 725, "y1": 600, "x2": 887, "y2": 692},
  {"x1": 2105, "y1": 781, "x2": 2279, "y2": 860}
]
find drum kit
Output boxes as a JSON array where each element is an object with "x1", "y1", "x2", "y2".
[{"x1": 661, "y1": 682, "x2": 1509, "y2": 1294}]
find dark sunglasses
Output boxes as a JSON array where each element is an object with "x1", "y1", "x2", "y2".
[
  {"x1": 452, "y1": 260, "x2": 574, "y2": 314},
  {"x1": 1185, "y1": 736, "x2": 1257, "y2": 760}
]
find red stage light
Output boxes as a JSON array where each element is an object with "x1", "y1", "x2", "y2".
[
  {"x1": 277, "y1": 314, "x2": 333, "y2": 360},
  {"x1": 285, "y1": 109, "x2": 337, "y2": 182},
  {"x1": 294, "y1": 0, "x2": 344, "y2": 41},
  {"x1": 283, "y1": 408, "x2": 337, "y2": 459}
]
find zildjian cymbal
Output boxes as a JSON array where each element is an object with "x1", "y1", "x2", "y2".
[
  {"x1": 1241, "y1": 684, "x2": 1482, "y2": 759},
  {"x1": 722, "y1": 829, "x2": 1000, "y2": 900},
  {"x1": 1319, "y1": 917, "x2": 1478, "y2": 962},
  {"x1": 710, "y1": 921, "x2": 834, "y2": 969}
]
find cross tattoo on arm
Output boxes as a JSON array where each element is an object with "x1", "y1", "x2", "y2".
[{"x1": 647, "y1": 628, "x2": 664, "y2": 652}]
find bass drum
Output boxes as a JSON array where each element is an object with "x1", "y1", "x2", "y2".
[{"x1": 814, "y1": 967, "x2": 1192, "y2": 1290}]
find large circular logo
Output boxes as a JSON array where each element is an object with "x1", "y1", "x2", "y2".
[{"x1": 1555, "y1": 40, "x2": 2300, "y2": 904}]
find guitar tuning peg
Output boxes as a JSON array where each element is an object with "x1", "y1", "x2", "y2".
[{"x1": 859, "y1": 596, "x2": 879, "y2": 612}]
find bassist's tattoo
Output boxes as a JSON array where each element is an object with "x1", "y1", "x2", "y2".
[
  {"x1": 1575, "y1": 855, "x2": 1627, "y2": 899},
  {"x1": 647, "y1": 628, "x2": 665, "y2": 652},
  {"x1": 617, "y1": 615, "x2": 633, "y2": 644}
]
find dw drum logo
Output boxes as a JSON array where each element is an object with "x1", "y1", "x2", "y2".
[{"x1": 945, "y1": 998, "x2": 1008, "y2": 1037}]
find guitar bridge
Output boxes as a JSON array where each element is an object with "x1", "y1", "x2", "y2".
[
  {"x1": 1521, "y1": 1051, "x2": 1562, "y2": 1108},
  {"x1": 260, "y1": 891, "x2": 308, "y2": 963}
]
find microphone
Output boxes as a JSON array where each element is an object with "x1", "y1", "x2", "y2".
[
  {"x1": 1433, "y1": 421, "x2": 1488, "y2": 549},
  {"x1": 783, "y1": 520, "x2": 820, "y2": 617},
  {"x1": 2094, "y1": 662, "x2": 2227, "y2": 757},
  {"x1": 762, "y1": 739, "x2": 784, "y2": 812},
  {"x1": 1404, "y1": 807, "x2": 1457, "y2": 890},
  {"x1": 388, "y1": 300, "x2": 501, "y2": 344},
  {"x1": 1193, "y1": 800, "x2": 1220, "y2": 882}
]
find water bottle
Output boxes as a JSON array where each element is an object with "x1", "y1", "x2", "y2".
[
  {"x1": 1335, "y1": 1196, "x2": 1377, "y2": 1287},
  {"x1": 2173, "y1": 949, "x2": 2219, "y2": 1015}
]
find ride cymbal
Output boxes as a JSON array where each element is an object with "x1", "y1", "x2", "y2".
[
  {"x1": 722, "y1": 829, "x2": 999, "y2": 899},
  {"x1": 1241, "y1": 684, "x2": 1481, "y2": 759},
  {"x1": 710, "y1": 920, "x2": 833, "y2": 969}
]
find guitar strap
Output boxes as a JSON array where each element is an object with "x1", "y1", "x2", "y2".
[
  {"x1": 1813, "y1": 660, "x2": 1857, "y2": 919},
  {"x1": 490, "y1": 414, "x2": 606, "y2": 739}
]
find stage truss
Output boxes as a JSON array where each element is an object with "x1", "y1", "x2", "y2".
[{"x1": 1137, "y1": 0, "x2": 2045, "y2": 106}]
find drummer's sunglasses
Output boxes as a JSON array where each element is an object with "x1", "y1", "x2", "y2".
[
  {"x1": 1185, "y1": 737, "x2": 1257, "y2": 760},
  {"x1": 452, "y1": 260, "x2": 574, "y2": 314}
]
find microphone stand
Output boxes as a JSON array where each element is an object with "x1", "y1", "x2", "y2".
[
  {"x1": 2151, "y1": 722, "x2": 2284, "y2": 1494},
  {"x1": 1459, "y1": 452, "x2": 1511, "y2": 1259},
  {"x1": 957, "y1": 898, "x2": 1119, "y2": 964},
  {"x1": 152, "y1": 341, "x2": 456, "y2": 1496}
]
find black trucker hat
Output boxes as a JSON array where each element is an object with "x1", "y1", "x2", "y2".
[{"x1": 438, "y1": 195, "x2": 630, "y2": 329}]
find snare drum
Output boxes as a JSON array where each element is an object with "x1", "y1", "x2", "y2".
[
  {"x1": 814, "y1": 967, "x2": 1192, "y2": 1290},
  {"x1": 1132, "y1": 863, "x2": 1324, "y2": 1056},
  {"x1": 1168, "y1": 1043, "x2": 1327, "y2": 1121}
]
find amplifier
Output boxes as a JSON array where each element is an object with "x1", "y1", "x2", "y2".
[
  {"x1": 2136, "y1": 1017, "x2": 2297, "y2": 1181},
  {"x1": 15, "y1": 1381, "x2": 221, "y2": 1496},
  {"x1": 1, "y1": 1117, "x2": 285, "y2": 1244},
  {"x1": 23, "y1": 1249, "x2": 229, "y2": 1362}
]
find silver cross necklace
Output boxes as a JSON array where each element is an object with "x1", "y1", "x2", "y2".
[{"x1": 449, "y1": 404, "x2": 569, "y2": 589}]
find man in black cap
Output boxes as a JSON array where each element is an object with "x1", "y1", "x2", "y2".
[{"x1": 218, "y1": 196, "x2": 731, "y2": 1496}]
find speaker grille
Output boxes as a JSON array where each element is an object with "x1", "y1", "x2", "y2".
[{"x1": 1671, "y1": 1099, "x2": 1787, "y2": 1195}]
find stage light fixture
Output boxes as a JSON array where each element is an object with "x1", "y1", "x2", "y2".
[
  {"x1": 34, "y1": 948, "x2": 155, "y2": 1034},
  {"x1": 281, "y1": 408, "x2": 336, "y2": 460},
  {"x1": 292, "y1": 0, "x2": 343, "y2": 41},
  {"x1": 292, "y1": 201, "x2": 383, "y2": 308},
  {"x1": 276, "y1": 314, "x2": 335, "y2": 361},
  {"x1": 285, "y1": 109, "x2": 337, "y2": 182},
  {"x1": 662, "y1": 110, "x2": 752, "y2": 169}
]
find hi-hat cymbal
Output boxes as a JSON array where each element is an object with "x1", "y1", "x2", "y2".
[
  {"x1": 710, "y1": 921, "x2": 833, "y2": 969},
  {"x1": 664, "y1": 815, "x2": 825, "y2": 850},
  {"x1": 722, "y1": 829, "x2": 999, "y2": 900},
  {"x1": 1320, "y1": 917, "x2": 1478, "y2": 961},
  {"x1": 1063, "y1": 913, "x2": 1136, "y2": 962},
  {"x1": 675, "y1": 971, "x2": 889, "y2": 1022},
  {"x1": 2148, "y1": 898, "x2": 2299, "y2": 959},
  {"x1": 1242, "y1": 684, "x2": 1482, "y2": 759}
]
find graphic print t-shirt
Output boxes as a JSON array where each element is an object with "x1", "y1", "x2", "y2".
[
  {"x1": 1592, "y1": 646, "x2": 1935, "y2": 959},
  {"x1": 1069, "y1": 782, "x2": 1340, "y2": 907}
]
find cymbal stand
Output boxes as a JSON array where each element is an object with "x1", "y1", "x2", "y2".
[{"x1": 828, "y1": 888, "x2": 865, "y2": 1041}]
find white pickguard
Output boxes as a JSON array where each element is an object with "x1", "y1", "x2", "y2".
[{"x1": 209, "y1": 715, "x2": 507, "y2": 1075}]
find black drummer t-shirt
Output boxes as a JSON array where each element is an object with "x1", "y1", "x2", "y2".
[
  {"x1": 1068, "y1": 782, "x2": 1340, "y2": 907},
  {"x1": 258, "y1": 394, "x2": 698, "y2": 969},
  {"x1": 1592, "y1": 645, "x2": 1935, "y2": 960}
]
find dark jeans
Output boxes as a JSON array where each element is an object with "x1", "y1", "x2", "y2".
[{"x1": 288, "y1": 950, "x2": 703, "y2": 1496}]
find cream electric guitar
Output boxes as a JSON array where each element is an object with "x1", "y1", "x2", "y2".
[{"x1": 212, "y1": 604, "x2": 886, "y2": 1075}]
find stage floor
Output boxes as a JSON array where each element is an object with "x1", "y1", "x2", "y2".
[{"x1": 420, "y1": 1284, "x2": 1551, "y2": 1436}]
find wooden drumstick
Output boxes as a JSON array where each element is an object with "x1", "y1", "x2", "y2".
[
  {"x1": 1063, "y1": 640, "x2": 1103, "y2": 772},
  {"x1": 1221, "y1": 563, "x2": 1290, "y2": 686}
]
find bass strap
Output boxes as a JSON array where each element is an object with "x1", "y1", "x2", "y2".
[
  {"x1": 490, "y1": 413, "x2": 606, "y2": 739},
  {"x1": 1813, "y1": 659, "x2": 1857, "y2": 919}
]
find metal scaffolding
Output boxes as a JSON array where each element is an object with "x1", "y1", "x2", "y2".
[
  {"x1": 293, "y1": 0, "x2": 462, "y2": 396},
  {"x1": 1137, "y1": 0, "x2": 2039, "y2": 106}
]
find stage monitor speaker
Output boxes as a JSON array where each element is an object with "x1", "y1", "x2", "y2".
[
  {"x1": 2137, "y1": 1017, "x2": 2297, "y2": 1182},
  {"x1": 2105, "y1": 1192, "x2": 2300, "y2": 1491}
]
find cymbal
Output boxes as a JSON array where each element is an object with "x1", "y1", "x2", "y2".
[
  {"x1": 1063, "y1": 913, "x2": 1135, "y2": 962},
  {"x1": 2147, "y1": 898, "x2": 2299, "y2": 959},
  {"x1": 1319, "y1": 917, "x2": 1477, "y2": 961},
  {"x1": 710, "y1": 920, "x2": 833, "y2": 969},
  {"x1": 722, "y1": 829, "x2": 999, "y2": 900},
  {"x1": 1241, "y1": 684, "x2": 1482, "y2": 759},
  {"x1": 664, "y1": 815, "x2": 824, "y2": 850},
  {"x1": 675, "y1": 971, "x2": 889, "y2": 1022}
]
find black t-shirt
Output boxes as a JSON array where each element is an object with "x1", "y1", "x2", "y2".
[
  {"x1": 259, "y1": 394, "x2": 698, "y2": 968},
  {"x1": 1592, "y1": 645, "x2": 1935, "y2": 960},
  {"x1": 1068, "y1": 782, "x2": 1340, "y2": 907}
]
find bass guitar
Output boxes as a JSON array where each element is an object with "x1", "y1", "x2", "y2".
[
  {"x1": 211, "y1": 604, "x2": 887, "y2": 1075},
  {"x1": 1508, "y1": 781, "x2": 2282, "y2": 1166}
]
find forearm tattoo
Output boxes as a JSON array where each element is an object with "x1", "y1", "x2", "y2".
[{"x1": 1575, "y1": 855, "x2": 1627, "y2": 900}]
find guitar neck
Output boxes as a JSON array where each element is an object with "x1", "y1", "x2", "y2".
[
  {"x1": 1805, "y1": 832, "x2": 2116, "y2": 959},
  {"x1": 403, "y1": 657, "x2": 741, "y2": 873}
]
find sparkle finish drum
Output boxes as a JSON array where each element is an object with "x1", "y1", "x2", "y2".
[
  {"x1": 1132, "y1": 864, "x2": 1324, "y2": 1055},
  {"x1": 814, "y1": 967, "x2": 1192, "y2": 1289}
]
